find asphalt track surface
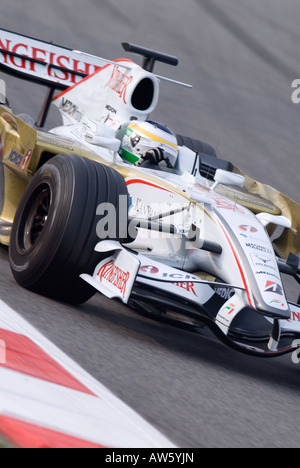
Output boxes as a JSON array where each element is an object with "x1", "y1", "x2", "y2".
[{"x1": 1, "y1": 0, "x2": 300, "y2": 448}]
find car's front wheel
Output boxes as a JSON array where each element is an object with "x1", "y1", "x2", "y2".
[{"x1": 9, "y1": 154, "x2": 129, "y2": 304}]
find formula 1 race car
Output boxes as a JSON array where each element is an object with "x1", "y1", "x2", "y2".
[{"x1": 1, "y1": 29, "x2": 300, "y2": 359}]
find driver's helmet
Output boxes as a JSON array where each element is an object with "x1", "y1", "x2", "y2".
[{"x1": 119, "y1": 120, "x2": 178, "y2": 168}]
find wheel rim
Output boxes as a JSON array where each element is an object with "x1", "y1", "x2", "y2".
[{"x1": 20, "y1": 183, "x2": 52, "y2": 251}]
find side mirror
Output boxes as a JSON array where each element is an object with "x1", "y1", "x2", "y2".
[
  {"x1": 85, "y1": 122, "x2": 121, "y2": 152},
  {"x1": 211, "y1": 169, "x2": 245, "y2": 191}
]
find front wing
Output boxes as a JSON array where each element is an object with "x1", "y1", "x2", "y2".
[{"x1": 81, "y1": 241, "x2": 300, "y2": 358}]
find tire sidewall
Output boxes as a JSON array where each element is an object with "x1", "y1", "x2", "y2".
[{"x1": 10, "y1": 159, "x2": 74, "y2": 285}]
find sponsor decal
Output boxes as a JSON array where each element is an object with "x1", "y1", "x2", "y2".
[
  {"x1": 173, "y1": 282, "x2": 198, "y2": 297},
  {"x1": 105, "y1": 104, "x2": 117, "y2": 114},
  {"x1": 214, "y1": 287, "x2": 235, "y2": 301},
  {"x1": 207, "y1": 190, "x2": 245, "y2": 213},
  {"x1": 161, "y1": 272, "x2": 198, "y2": 281},
  {"x1": 256, "y1": 270, "x2": 281, "y2": 281},
  {"x1": 245, "y1": 242, "x2": 272, "y2": 254},
  {"x1": 269, "y1": 299, "x2": 285, "y2": 307},
  {"x1": 97, "y1": 260, "x2": 130, "y2": 299},
  {"x1": 264, "y1": 281, "x2": 283, "y2": 296},
  {"x1": 290, "y1": 311, "x2": 300, "y2": 322},
  {"x1": 253, "y1": 254, "x2": 272, "y2": 265},
  {"x1": 0, "y1": 35, "x2": 100, "y2": 85},
  {"x1": 140, "y1": 265, "x2": 159, "y2": 275},
  {"x1": 8, "y1": 149, "x2": 23, "y2": 167},
  {"x1": 21, "y1": 149, "x2": 32, "y2": 169},
  {"x1": 250, "y1": 253, "x2": 276, "y2": 271},
  {"x1": 60, "y1": 98, "x2": 83, "y2": 122},
  {"x1": 225, "y1": 303, "x2": 235, "y2": 315},
  {"x1": 220, "y1": 303, "x2": 236, "y2": 316},
  {"x1": 238, "y1": 225, "x2": 258, "y2": 233},
  {"x1": 105, "y1": 65, "x2": 133, "y2": 104},
  {"x1": 139, "y1": 265, "x2": 200, "y2": 284},
  {"x1": 130, "y1": 197, "x2": 158, "y2": 218}
]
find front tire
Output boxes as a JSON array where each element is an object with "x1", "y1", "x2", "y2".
[{"x1": 9, "y1": 154, "x2": 128, "y2": 304}]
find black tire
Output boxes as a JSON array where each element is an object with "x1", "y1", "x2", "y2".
[
  {"x1": 176, "y1": 134, "x2": 216, "y2": 156},
  {"x1": 9, "y1": 154, "x2": 129, "y2": 304}
]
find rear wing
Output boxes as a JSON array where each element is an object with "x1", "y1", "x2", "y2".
[
  {"x1": 0, "y1": 28, "x2": 107, "y2": 89},
  {"x1": 0, "y1": 29, "x2": 191, "y2": 126}
]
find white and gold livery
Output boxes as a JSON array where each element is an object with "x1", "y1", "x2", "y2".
[{"x1": 1, "y1": 29, "x2": 300, "y2": 360}]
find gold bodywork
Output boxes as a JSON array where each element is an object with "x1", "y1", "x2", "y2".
[
  {"x1": 0, "y1": 105, "x2": 299, "y2": 260},
  {"x1": 234, "y1": 167, "x2": 300, "y2": 259}
]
